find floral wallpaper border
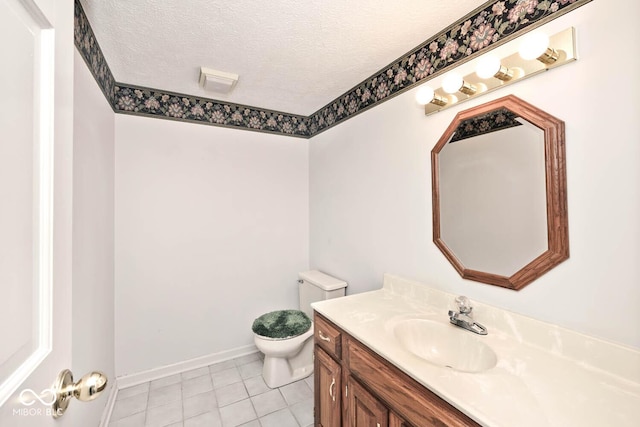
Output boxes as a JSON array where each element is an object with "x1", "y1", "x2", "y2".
[
  {"x1": 450, "y1": 108, "x2": 522, "y2": 143},
  {"x1": 74, "y1": 0, "x2": 116, "y2": 105},
  {"x1": 75, "y1": 0, "x2": 592, "y2": 139},
  {"x1": 113, "y1": 84, "x2": 311, "y2": 138}
]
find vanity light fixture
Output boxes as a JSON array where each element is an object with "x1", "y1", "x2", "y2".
[{"x1": 418, "y1": 27, "x2": 576, "y2": 115}]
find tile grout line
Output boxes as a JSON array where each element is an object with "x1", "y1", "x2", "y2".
[
  {"x1": 143, "y1": 383, "x2": 150, "y2": 426},
  {"x1": 244, "y1": 379, "x2": 259, "y2": 427},
  {"x1": 180, "y1": 378, "x2": 184, "y2": 427}
]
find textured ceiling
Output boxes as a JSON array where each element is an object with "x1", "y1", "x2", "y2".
[{"x1": 79, "y1": 0, "x2": 486, "y2": 115}]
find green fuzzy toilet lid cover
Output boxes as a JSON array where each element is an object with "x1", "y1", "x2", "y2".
[{"x1": 252, "y1": 309, "x2": 312, "y2": 339}]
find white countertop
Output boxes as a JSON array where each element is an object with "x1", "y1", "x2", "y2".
[{"x1": 312, "y1": 274, "x2": 640, "y2": 427}]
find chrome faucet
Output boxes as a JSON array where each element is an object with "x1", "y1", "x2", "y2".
[{"x1": 448, "y1": 296, "x2": 488, "y2": 335}]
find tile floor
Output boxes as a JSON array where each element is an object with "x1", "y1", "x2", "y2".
[{"x1": 108, "y1": 353, "x2": 314, "y2": 427}]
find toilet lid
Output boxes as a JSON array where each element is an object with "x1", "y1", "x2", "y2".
[{"x1": 252, "y1": 310, "x2": 311, "y2": 339}]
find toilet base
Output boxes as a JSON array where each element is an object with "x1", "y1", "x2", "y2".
[{"x1": 261, "y1": 336, "x2": 314, "y2": 388}]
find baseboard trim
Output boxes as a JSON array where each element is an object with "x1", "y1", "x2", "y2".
[
  {"x1": 116, "y1": 344, "x2": 259, "y2": 389},
  {"x1": 98, "y1": 381, "x2": 118, "y2": 427}
]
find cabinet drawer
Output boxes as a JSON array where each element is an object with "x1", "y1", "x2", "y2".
[
  {"x1": 346, "y1": 337, "x2": 480, "y2": 427},
  {"x1": 314, "y1": 312, "x2": 342, "y2": 360}
]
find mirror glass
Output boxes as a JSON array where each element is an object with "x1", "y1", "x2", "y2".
[{"x1": 432, "y1": 95, "x2": 568, "y2": 290}]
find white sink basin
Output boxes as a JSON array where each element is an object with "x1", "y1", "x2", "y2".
[{"x1": 393, "y1": 319, "x2": 497, "y2": 373}]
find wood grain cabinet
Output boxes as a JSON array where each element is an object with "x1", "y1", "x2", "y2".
[
  {"x1": 315, "y1": 345, "x2": 342, "y2": 427},
  {"x1": 389, "y1": 412, "x2": 412, "y2": 427},
  {"x1": 314, "y1": 312, "x2": 480, "y2": 427},
  {"x1": 346, "y1": 375, "x2": 388, "y2": 427}
]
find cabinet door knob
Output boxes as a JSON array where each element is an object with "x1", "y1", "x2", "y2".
[
  {"x1": 318, "y1": 330, "x2": 331, "y2": 342},
  {"x1": 329, "y1": 378, "x2": 336, "y2": 402}
]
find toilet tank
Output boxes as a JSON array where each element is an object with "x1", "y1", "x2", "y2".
[{"x1": 298, "y1": 270, "x2": 347, "y2": 318}]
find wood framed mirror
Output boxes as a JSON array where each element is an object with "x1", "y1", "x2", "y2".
[{"x1": 431, "y1": 95, "x2": 569, "y2": 290}]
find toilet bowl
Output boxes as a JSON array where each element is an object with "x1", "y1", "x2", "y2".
[
  {"x1": 253, "y1": 324, "x2": 315, "y2": 388},
  {"x1": 252, "y1": 270, "x2": 347, "y2": 388}
]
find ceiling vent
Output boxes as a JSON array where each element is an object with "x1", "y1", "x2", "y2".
[{"x1": 199, "y1": 67, "x2": 239, "y2": 94}]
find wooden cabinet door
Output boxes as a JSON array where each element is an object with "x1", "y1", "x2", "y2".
[
  {"x1": 315, "y1": 347, "x2": 342, "y2": 427},
  {"x1": 389, "y1": 412, "x2": 412, "y2": 427},
  {"x1": 347, "y1": 376, "x2": 388, "y2": 427}
]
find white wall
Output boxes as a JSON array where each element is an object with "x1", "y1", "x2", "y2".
[
  {"x1": 310, "y1": 0, "x2": 640, "y2": 349},
  {"x1": 115, "y1": 116, "x2": 309, "y2": 376},
  {"x1": 72, "y1": 49, "x2": 115, "y2": 424}
]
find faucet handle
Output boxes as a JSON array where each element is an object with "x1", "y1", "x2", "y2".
[{"x1": 455, "y1": 296, "x2": 473, "y2": 314}]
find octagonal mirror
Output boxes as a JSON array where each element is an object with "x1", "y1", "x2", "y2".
[{"x1": 431, "y1": 95, "x2": 568, "y2": 290}]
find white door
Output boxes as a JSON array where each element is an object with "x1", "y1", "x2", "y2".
[{"x1": 0, "y1": 0, "x2": 75, "y2": 425}]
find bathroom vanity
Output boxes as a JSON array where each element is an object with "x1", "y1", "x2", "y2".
[
  {"x1": 314, "y1": 312, "x2": 478, "y2": 427},
  {"x1": 311, "y1": 275, "x2": 640, "y2": 427}
]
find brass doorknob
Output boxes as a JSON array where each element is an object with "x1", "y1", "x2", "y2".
[{"x1": 52, "y1": 369, "x2": 108, "y2": 418}]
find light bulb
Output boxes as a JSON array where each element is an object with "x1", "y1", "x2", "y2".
[
  {"x1": 519, "y1": 32, "x2": 557, "y2": 63},
  {"x1": 415, "y1": 86, "x2": 435, "y2": 105},
  {"x1": 415, "y1": 85, "x2": 447, "y2": 107},
  {"x1": 442, "y1": 73, "x2": 464, "y2": 94},
  {"x1": 442, "y1": 73, "x2": 477, "y2": 95},
  {"x1": 476, "y1": 56, "x2": 501, "y2": 79},
  {"x1": 476, "y1": 55, "x2": 514, "y2": 81}
]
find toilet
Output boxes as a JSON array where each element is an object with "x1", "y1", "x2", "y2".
[{"x1": 252, "y1": 270, "x2": 347, "y2": 388}]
